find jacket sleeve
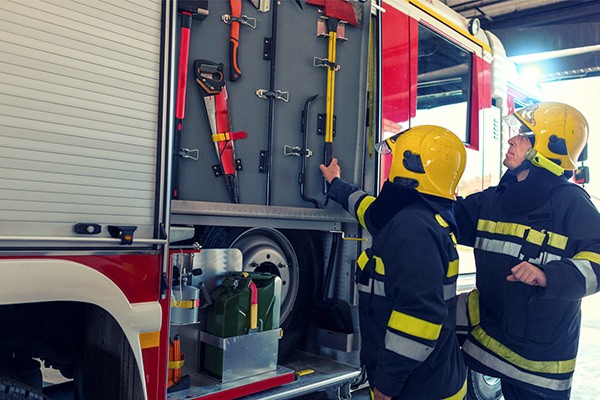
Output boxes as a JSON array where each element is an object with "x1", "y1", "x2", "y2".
[
  {"x1": 373, "y1": 223, "x2": 448, "y2": 397},
  {"x1": 454, "y1": 191, "x2": 485, "y2": 247},
  {"x1": 327, "y1": 178, "x2": 379, "y2": 235},
  {"x1": 540, "y1": 189, "x2": 600, "y2": 300}
]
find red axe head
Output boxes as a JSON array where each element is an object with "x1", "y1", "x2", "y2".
[{"x1": 306, "y1": 0, "x2": 362, "y2": 27}]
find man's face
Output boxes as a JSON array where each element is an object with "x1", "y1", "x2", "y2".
[{"x1": 503, "y1": 133, "x2": 533, "y2": 170}]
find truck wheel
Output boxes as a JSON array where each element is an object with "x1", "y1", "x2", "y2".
[
  {"x1": 467, "y1": 369, "x2": 503, "y2": 400},
  {"x1": 201, "y1": 227, "x2": 321, "y2": 355},
  {"x1": 0, "y1": 376, "x2": 49, "y2": 400}
]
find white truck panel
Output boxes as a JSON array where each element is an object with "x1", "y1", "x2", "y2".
[{"x1": 0, "y1": 0, "x2": 163, "y2": 242}]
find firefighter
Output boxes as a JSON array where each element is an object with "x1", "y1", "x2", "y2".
[
  {"x1": 455, "y1": 102, "x2": 600, "y2": 400},
  {"x1": 320, "y1": 125, "x2": 468, "y2": 400}
]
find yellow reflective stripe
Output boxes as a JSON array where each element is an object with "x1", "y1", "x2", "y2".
[
  {"x1": 526, "y1": 229, "x2": 546, "y2": 245},
  {"x1": 171, "y1": 299, "x2": 198, "y2": 309},
  {"x1": 369, "y1": 388, "x2": 375, "y2": 400},
  {"x1": 356, "y1": 196, "x2": 376, "y2": 229},
  {"x1": 388, "y1": 311, "x2": 442, "y2": 341},
  {"x1": 374, "y1": 256, "x2": 385, "y2": 276},
  {"x1": 471, "y1": 326, "x2": 576, "y2": 374},
  {"x1": 449, "y1": 231, "x2": 457, "y2": 245},
  {"x1": 478, "y1": 220, "x2": 527, "y2": 237},
  {"x1": 467, "y1": 290, "x2": 480, "y2": 326},
  {"x1": 435, "y1": 214, "x2": 449, "y2": 228},
  {"x1": 442, "y1": 379, "x2": 467, "y2": 400},
  {"x1": 477, "y1": 219, "x2": 568, "y2": 250},
  {"x1": 139, "y1": 331, "x2": 160, "y2": 349},
  {"x1": 168, "y1": 359, "x2": 185, "y2": 369},
  {"x1": 447, "y1": 259, "x2": 459, "y2": 278},
  {"x1": 547, "y1": 232, "x2": 568, "y2": 250},
  {"x1": 357, "y1": 251, "x2": 369, "y2": 271},
  {"x1": 574, "y1": 251, "x2": 600, "y2": 265}
]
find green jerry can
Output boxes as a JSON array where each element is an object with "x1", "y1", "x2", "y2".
[{"x1": 203, "y1": 271, "x2": 281, "y2": 380}]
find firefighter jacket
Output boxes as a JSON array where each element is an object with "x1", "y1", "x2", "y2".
[
  {"x1": 327, "y1": 178, "x2": 467, "y2": 400},
  {"x1": 455, "y1": 167, "x2": 600, "y2": 397}
]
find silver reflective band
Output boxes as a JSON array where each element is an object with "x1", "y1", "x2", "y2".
[
  {"x1": 462, "y1": 340, "x2": 573, "y2": 391},
  {"x1": 385, "y1": 330, "x2": 433, "y2": 361},
  {"x1": 475, "y1": 237, "x2": 563, "y2": 265},
  {"x1": 475, "y1": 237, "x2": 521, "y2": 258},
  {"x1": 357, "y1": 278, "x2": 386, "y2": 296},
  {"x1": 444, "y1": 282, "x2": 457, "y2": 301},
  {"x1": 348, "y1": 190, "x2": 367, "y2": 220},
  {"x1": 569, "y1": 259, "x2": 598, "y2": 295}
]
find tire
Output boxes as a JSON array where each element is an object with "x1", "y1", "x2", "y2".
[
  {"x1": 201, "y1": 227, "x2": 322, "y2": 355},
  {"x1": 467, "y1": 369, "x2": 503, "y2": 400},
  {"x1": 0, "y1": 376, "x2": 49, "y2": 400}
]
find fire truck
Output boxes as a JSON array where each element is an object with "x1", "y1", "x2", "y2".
[{"x1": 0, "y1": 0, "x2": 517, "y2": 399}]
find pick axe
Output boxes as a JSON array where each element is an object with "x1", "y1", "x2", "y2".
[
  {"x1": 173, "y1": 0, "x2": 209, "y2": 199},
  {"x1": 307, "y1": 0, "x2": 361, "y2": 193}
]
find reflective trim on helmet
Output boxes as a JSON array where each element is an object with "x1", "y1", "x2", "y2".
[
  {"x1": 447, "y1": 259, "x2": 459, "y2": 278},
  {"x1": 443, "y1": 282, "x2": 457, "y2": 301},
  {"x1": 569, "y1": 258, "x2": 598, "y2": 296},
  {"x1": 388, "y1": 311, "x2": 442, "y2": 341},
  {"x1": 477, "y1": 220, "x2": 568, "y2": 250},
  {"x1": 442, "y1": 379, "x2": 467, "y2": 400},
  {"x1": 384, "y1": 330, "x2": 434, "y2": 361},
  {"x1": 462, "y1": 339, "x2": 573, "y2": 391},
  {"x1": 469, "y1": 326, "x2": 576, "y2": 374},
  {"x1": 355, "y1": 195, "x2": 376, "y2": 230}
]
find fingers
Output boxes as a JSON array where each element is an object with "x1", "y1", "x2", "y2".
[
  {"x1": 506, "y1": 262, "x2": 547, "y2": 287},
  {"x1": 319, "y1": 158, "x2": 340, "y2": 183}
]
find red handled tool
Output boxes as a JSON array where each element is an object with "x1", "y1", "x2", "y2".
[
  {"x1": 194, "y1": 60, "x2": 246, "y2": 203},
  {"x1": 222, "y1": 0, "x2": 256, "y2": 81},
  {"x1": 173, "y1": 1, "x2": 209, "y2": 199}
]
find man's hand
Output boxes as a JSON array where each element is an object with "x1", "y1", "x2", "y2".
[
  {"x1": 373, "y1": 387, "x2": 392, "y2": 400},
  {"x1": 507, "y1": 261, "x2": 547, "y2": 287},
  {"x1": 319, "y1": 157, "x2": 341, "y2": 184}
]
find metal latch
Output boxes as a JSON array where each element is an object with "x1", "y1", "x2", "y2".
[{"x1": 108, "y1": 225, "x2": 138, "y2": 245}]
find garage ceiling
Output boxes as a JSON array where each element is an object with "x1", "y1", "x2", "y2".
[{"x1": 442, "y1": 0, "x2": 600, "y2": 81}]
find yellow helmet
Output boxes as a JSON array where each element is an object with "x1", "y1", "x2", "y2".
[
  {"x1": 385, "y1": 125, "x2": 466, "y2": 200},
  {"x1": 508, "y1": 102, "x2": 588, "y2": 171}
]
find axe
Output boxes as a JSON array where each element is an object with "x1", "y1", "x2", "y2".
[{"x1": 173, "y1": 0, "x2": 209, "y2": 199}]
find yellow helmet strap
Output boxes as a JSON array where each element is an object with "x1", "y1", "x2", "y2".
[{"x1": 525, "y1": 148, "x2": 564, "y2": 176}]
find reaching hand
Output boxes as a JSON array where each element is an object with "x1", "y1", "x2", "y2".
[
  {"x1": 507, "y1": 261, "x2": 547, "y2": 287},
  {"x1": 319, "y1": 157, "x2": 341, "y2": 184}
]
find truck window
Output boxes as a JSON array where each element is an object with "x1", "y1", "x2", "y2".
[{"x1": 413, "y1": 24, "x2": 472, "y2": 144}]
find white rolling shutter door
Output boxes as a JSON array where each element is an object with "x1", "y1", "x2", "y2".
[{"x1": 0, "y1": 0, "x2": 163, "y2": 242}]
